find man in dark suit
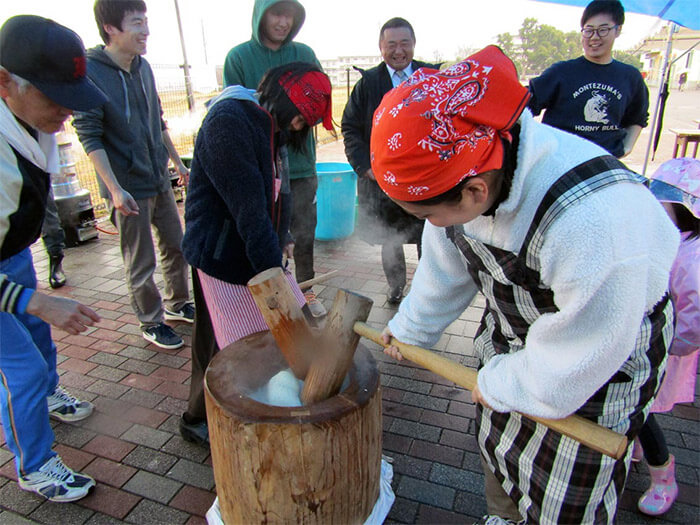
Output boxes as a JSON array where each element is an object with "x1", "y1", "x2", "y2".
[{"x1": 342, "y1": 17, "x2": 439, "y2": 305}]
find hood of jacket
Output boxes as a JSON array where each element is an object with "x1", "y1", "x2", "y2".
[
  {"x1": 74, "y1": 45, "x2": 170, "y2": 200},
  {"x1": 252, "y1": 0, "x2": 305, "y2": 47},
  {"x1": 86, "y1": 45, "x2": 143, "y2": 73},
  {"x1": 207, "y1": 86, "x2": 258, "y2": 110},
  {"x1": 86, "y1": 46, "x2": 146, "y2": 124}
]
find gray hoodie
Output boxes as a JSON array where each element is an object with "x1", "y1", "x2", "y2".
[{"x1": 73, "y1": 46, "x2": 171, "y2": 200}]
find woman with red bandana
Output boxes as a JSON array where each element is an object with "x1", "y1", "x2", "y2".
[
  {"x1": 373, "y1": 46, "x2": 679, "y2": 524},
  {"x1": 179, "y1": 62, "x2": 333, "y2": 445}
]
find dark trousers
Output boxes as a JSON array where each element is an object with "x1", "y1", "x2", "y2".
[
  {"x1": 638, "y1": 413, "x2": 670, "y2": 466},
  {"x1": 381, "y1": 238, "x2": 422, "y2": 290},
  {"x1": 185, "y1": 268, "x2": 219, "y2": 421},
  {"x1": 290, "y1": 176, "x2": 318, "y2": 285},
  {"x1": 41, "y1": 187, "x2": 65, "y2": 257}
]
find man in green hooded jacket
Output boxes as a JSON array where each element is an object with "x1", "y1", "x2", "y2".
[{"x1": 223, "y1": 0, "x2": 326, "y2": 318}]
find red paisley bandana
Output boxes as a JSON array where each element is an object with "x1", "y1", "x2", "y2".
[
  {"x1": 370, "y1": 46, "x2": 530, "y2": 201},
  {"x1": 279, "y1": 70, "x2": 334, "y2": 130}
]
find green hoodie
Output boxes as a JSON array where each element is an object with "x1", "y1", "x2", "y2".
[{"x1": 223, "y1": 0, "x2": 320, "y2": 179}]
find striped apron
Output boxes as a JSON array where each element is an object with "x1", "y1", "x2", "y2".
[{"x1": 446, "y1": 156, "x2": 673, "y2": 524}]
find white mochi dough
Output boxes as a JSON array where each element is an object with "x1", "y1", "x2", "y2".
[{"x1": 249, "y1": 369, "x2": 303, "y2": 407}]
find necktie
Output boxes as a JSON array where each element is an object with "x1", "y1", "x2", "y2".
[{"x1": 393, "y1": 70, "x2": 407, "y2": 87}]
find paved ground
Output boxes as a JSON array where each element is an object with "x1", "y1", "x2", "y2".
[{"x1": 0, "y1": 93, "x2": 698, "y2": 523}]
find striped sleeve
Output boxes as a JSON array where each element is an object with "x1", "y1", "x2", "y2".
[{"x1": 0, "y1": 273, "x2": 34, "y2": 314}]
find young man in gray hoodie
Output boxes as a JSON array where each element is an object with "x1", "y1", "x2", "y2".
[{"x1": 73, "y1": 0, "x2": 193, "y2": 350}]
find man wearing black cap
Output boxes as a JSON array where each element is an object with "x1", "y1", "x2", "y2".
[{"x1": 0, "y1": 15, "x2": 106, "y2": 502}]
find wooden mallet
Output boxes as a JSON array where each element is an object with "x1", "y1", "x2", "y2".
[
  {"x1": 248, "y1": 267, "x2": 315, "y2": 379},
  {"x1": 301, "y1": 289, "x2": 373, "y2": 404},
  {"x1": 353, "y1": 322, "x2": 628, "y2": 460},
  {"x1": 248, "y1": 269, "x2": 374, "y2": 407}
]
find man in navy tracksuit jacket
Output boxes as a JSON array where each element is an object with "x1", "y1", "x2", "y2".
[{"x1": 0, "y1": 15, "x2": 104, "y2": 502}]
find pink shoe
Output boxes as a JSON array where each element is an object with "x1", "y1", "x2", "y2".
[
  {"x1": 631, "y1": 438, "x2": 643, "y2": 463},
  {"x1": 638, "y1": 455, "x2": 678, "y2": 516}
]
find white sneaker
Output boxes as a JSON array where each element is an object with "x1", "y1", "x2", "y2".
[
  {"x1": 19, "y1": 455, "x2": 95, "y2": 502},
  {"x1": 47, "y1": 386, "x2": 94, "y2": 422},
  {"x1": 164, "y1": 302, "x2": 195, "y2": 324},
  {"x1": 475, "y1": 516, "x2": 525, "y2": 525}
]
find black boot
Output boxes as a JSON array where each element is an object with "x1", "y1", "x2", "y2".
[{"x1": 48, "y1": 254, "x2": 66, "y2": 289}]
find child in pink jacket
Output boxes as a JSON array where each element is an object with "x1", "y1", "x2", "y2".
[{"x1": 637, "y1": 157, "x2": 700, "y2": 516}]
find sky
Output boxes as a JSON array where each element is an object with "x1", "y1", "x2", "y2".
[{"x1": 1, "y1": 0, "x2": 666, "y2": 66}]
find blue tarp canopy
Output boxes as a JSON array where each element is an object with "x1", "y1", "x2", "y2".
[{"x1": 533, "y1": 0, "x2": 699, "y2": 30}]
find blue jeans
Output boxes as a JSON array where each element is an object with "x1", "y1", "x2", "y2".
[{"x1": 0, "y1": 248, "x2": 57, "y2": 475}]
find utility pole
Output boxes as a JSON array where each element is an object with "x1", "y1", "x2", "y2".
[
  {"x1": 346, "y1": 68, "x2": 350, "y2": 99},
  {"x1": 174, "y1": 0, "x2": 195, "y2": 111},
  {"x1": 201, "y1": 18, "x2": 208, "y2": 65}
]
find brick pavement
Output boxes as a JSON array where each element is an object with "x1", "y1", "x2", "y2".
[{"x1": 0, "y1": 141, "x2": 697, "y2": 524}]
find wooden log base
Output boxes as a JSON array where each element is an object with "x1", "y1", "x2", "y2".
[{"x1": 205, "y1": 331, "x2": 383, "y2": 524}]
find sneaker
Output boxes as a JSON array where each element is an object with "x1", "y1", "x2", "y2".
[
  {"x1": 47, "y1": 386, "x2": 93, "y2": 422},
  {"x1": 179, "y1": 415, "x2": 209, "y2": 446},
  {"x1": 303, "y1": 289, "x2": 327, "y2": 318},
  {"x1": 19, "y1": 455, "x2": 95, "y2": 502},
  {"x1": 474, "y1": 516, "x2": 524, "y2": 525},
  {"x1": 386, "y1": 285, "x2": 404, "y2": 305},
  {"x1": 164, "y1": 302, "x2": 195, "y2": 323},
  {"x1": 142, "y1": 323, "x2": 184, "y2": 350}
]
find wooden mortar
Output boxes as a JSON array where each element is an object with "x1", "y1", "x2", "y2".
[{"x1": 204, "y1": 330, "x2": 382, "y2": 524}]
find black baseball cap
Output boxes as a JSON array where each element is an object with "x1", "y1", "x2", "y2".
[{"x1": 0, "y1": 15, "x2": 107, "y2": 111}]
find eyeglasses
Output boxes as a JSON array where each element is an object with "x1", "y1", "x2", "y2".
[{"x1": 581, "y1": 25, "x2": 618, "y2": 38}]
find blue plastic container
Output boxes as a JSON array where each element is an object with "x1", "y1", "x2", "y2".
[{"x1": 315, "y1": 162, "x2": 357, "y2": 240}]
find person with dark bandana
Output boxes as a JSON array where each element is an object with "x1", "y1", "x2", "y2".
[{"x1": 179, "y1": 62, "x2": 332, "y2": 447}]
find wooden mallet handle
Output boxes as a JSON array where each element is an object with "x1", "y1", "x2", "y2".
[
  {"x1": 353, "y1": 322, "x2": 628, "y2": 460},
  {"x1": 297, "y1": 270, "x2": 339, "y2": 290}
]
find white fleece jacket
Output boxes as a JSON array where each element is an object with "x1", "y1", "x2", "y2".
[{"x1": 388, "y1": 110, "x2": 680, "y2": 419}]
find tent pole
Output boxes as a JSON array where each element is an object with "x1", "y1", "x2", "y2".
[{"x1": 642, "y1": 23, "x2": 676, "y2": 175}]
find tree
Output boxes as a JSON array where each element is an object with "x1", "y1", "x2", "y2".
[
  {"x1": 519, "y1": 18, "x2": 580, "y2": 76},
  {"x1": 456, "y1": 45, "x2": 480, "y2": 62},
  {"x1": 613, "y1": 50, "x2": 643, "y2": 69},
  {"x1": 499, "y1": 18, "x2": 580, "y2": 78},
  {"x1": 496, "y1": 32, "x2": 523, "y2": 72}
]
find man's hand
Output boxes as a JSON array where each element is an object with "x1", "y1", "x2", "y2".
[
  {"x1": 112, "y1": 187, "x2": 139, "y2": 216},
  {"x1": 364, "y1": 168, "x2": 376, "y2": 181},
  {"x1": 281, "y1": 243, "x2": 294, "y2": 269},
  {"x1": 381, "y1": 326, "x2": 404, "y2": 361},
  {"x1": 174, "y1": 162, "x2": 190, "y2": 186},
  {"x1": 471, "y1": 381, "x2": 494, "y2": 410},
  {"x1": 25, "y1": 292, "x2": 101, "y2": 335}
]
